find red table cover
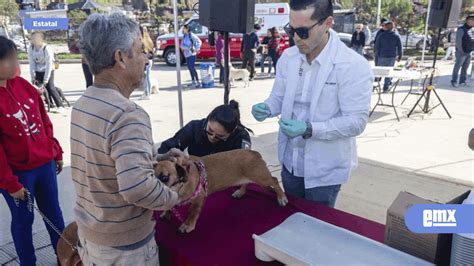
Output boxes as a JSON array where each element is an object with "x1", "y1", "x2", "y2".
[{"x1": 155, "y1": 184, "x2": 384, "y2": 266}]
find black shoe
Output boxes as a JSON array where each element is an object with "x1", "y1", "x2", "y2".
[{"x1": 451, "y1": 81, "x2": 458, "y2": 87}]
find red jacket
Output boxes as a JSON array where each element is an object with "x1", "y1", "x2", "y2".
[{"x1": 0, "y1": 76, "x2": 63, "y2": 193}]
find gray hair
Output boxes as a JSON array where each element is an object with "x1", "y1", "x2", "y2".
[{"x1": 78, "y1": 13, "x2": 140, "y2": 75}]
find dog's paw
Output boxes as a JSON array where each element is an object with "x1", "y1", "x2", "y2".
[
  {"x1": 278, "y1": 196, "x2": 289, "y2": 207},
  {"x1": 232, "y1": 189, "x2": 245, "y2": 199},
  {"x1": 178, "y1": 223, "x2": 195, "y2": 233},
  {"x1": 160, "y1": 211, "x2": 171, "y2": 221}
]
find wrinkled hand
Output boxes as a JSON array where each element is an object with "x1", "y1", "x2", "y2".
[
  {"x1": 157, "y1": 148, "x2": 187, "y2": 163},
  {"x1": 56, "y1": 160, "x2": 64, "y2": 175},
  {"x1": 251, "y1": 103, "x2": 271, "y2": 122},
  {"x1": 10, "y1": 187, "x2": 27, "y2": 200},
  {"x1": 279, "y1": 119, "x2": 307, "y2": 138}
]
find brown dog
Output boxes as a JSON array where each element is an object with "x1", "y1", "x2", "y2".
[
  {"x1": 155, "y1": 149, "x2": 288, "y2": 233},
  {"x1": 57, "y1": 222, "x2": 82, "y2": 266}
]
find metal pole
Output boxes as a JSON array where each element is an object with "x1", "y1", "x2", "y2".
[
  {"x1": 173, "y1": 0, "x2": 184, "y2": 128},
  {"x1": 376, "y1": 0, "x2": 382, "y2": 28},
  {"x1": 223, "y1": 32, "x2": 230, "y2": 105},
  {"x1": 420, "y1": 0, "x2": 431, "y2": 67},
  {"x1": 417, "y1": 0, "x2": 431, "y2": 91}
]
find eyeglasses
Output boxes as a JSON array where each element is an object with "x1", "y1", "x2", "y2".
[
  {"x1": 284, "y1": 17, "x2": 327, "y2": 40},
  {"x1": 205, "y1": 129, "x2": 229, "y2": 142},
  {"x1": 205, "y1": 123, "x2": 231, "y2": 142}
]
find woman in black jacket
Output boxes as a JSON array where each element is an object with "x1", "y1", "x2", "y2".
[
  {"x1": 159, "y1": 100, "x2": 252, "y2": 156},
  {"x1": 351, "y1": 24, "x2": 366, "y2": 56}
]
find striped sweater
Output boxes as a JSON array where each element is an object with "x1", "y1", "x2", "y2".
[{"x1": 70, "y1": 86, "x2": 178, "y2": 247}]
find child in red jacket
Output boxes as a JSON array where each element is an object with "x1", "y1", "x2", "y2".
[{"x1": 0, "y1": 36, "x2": 65, "y2": 265}]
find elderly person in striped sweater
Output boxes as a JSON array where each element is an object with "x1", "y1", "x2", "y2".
[{"x1": 71, "y1": 13, "x2": 184, "y2": 265}]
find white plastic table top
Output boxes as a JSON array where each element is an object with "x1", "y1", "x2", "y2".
[
  {"x1": 372, "y1": 66, "x2": 427, "y2": 80},
  {"x1": 253, "y1": 212, "x2": 432, "y2": 266}
]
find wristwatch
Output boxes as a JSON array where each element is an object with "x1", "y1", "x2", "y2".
[{"x1": 302, "y1": 122, "x2": 313, "y2": 139}]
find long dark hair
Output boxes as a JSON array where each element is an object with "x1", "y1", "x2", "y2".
[{"x1": 207, "y1": 100, "x2": 253, "y2": 135}]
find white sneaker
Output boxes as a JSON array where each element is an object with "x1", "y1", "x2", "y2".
[
  {"x1": 139, "y1": 95, "x2": 151, "y2": 100},
  {"x1": 55, "y1": 107, "x2": 67, "y2": 114}
]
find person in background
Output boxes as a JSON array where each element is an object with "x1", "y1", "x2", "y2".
[
  {"x1": 81, "y1": 57, "x2": 93, "y2": 88},
  {"x1": 374, "y1": 18, "x2": 388, "y2": 65},
  {"x1": 351, "y1": 24, "x2": 366, "y2": 56},
  {"x1": 140, "y1": 26, "x2": 155, "y2": 100},
  {"x1": 375, "y1": 20, "x2": 403, "y2": 92},
  {"x1": 159, "y1": 100, "x2": 252, "y2": 156},
  {"x1": 260, "y1": 29, "x2": 273, "y2": 74},
  {"x1": 267, "y1": 27, "x2": 281, "y2": 75},
  {"x1": 241, "y1": 24, "x2": 261, "y2": 81},
  {"x1": 443, "y1": 28, "x2": 456, "y2": 61},
  {"x1": 182, "y1": 24, "x2": 202, "y2": 88},
  {"x1": 451, "y1": 14, "x2": 474, "y2": 88},
  {"x1": 70, "y1": 36, "x2": 93, "y2": 88},
  {"x1": 0, "y1": 36, "x2": 65, "y2": 266},
  {"x1": 28, "y1": 32, "x2": 65, "y2": 112},
  {"x1": 215, "y1": 31, "x2": 229, "y2": 84}
]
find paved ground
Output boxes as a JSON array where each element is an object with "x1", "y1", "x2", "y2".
[{"x1": 0, "y1": 59, "x2": 472, "y2": 264}]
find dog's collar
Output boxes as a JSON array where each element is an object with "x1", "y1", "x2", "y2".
[{"x1": 179, "y1": 161, "x2": 208, "y2": 206}]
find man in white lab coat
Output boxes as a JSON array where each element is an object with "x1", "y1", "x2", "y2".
[{"x1": 252, "y1": 0, "x2": 373, "y2": 208}]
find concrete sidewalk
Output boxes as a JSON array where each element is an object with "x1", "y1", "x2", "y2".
[{"x1": 0, "y1": 60, "x2": 472, "y2": 264}]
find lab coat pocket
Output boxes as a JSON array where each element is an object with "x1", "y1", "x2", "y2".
[
  {"x1": 317, "y1": 83, "x2": 339, "y2": 115},
  {"x1": 312, "y1": 138, "x2": 351, "y2": 182}
]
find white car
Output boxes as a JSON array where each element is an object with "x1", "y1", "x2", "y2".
[{"x1": 370, "y1": 30, "x2": 431, "y2": 50}]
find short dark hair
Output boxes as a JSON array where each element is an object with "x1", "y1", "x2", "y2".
[
  {"x1": 289, "y1": 0, "x2": 333, "y2": 21},
  {"x1": 254, "y1": 24, "x2": 261, "y2": 30},
  {"x1": 0, "y1": 36, "x2": 17, "y2": 60},
  {"x1": 381, "y1": 18, "x2": 388, "y2": 24}
]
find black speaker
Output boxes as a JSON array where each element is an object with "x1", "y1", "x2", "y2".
[
  {"x1": 428, "y1": 0, "x2": 462, "y2": 28},
  {"x1": 199, "y1": 0, "x2": 256, "y2": 33}
]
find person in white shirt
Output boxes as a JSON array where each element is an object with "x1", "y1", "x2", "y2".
[{"x1": 251, "y1": 0, "x2": 373, "y2": 208}]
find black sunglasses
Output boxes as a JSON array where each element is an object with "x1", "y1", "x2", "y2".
[{"x1": 284, "y1": 17, "x2": 327, "y2": 39}]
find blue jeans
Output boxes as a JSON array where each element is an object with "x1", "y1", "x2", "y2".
[
  {"x1": 377, "y1": 57, "x2": 396, "y2": 91},
  {"x1": 144, "y1": 60, "x2": 152, "y2": 96},
  {"x1": 451, "y1": 52, "x2": 472, "y2": 84},
  {"x1": 218, "y1": 63, "x2": 224, "y2": 84},
  {"x1": 260, "y1": 54, "x2": 273, "y2": 73},
  {"x1": 281, "y1": 166, "x2": 341, "y2": 208},
  {"x1": 352, "y1": 45, "x2": 364, "y2": 55},
  {"x1": 186, "y1": 55, "x2": 199, "y2": 83},
  {"x1": 0, "y1": 161, "x2": 65, "y2": 266}
]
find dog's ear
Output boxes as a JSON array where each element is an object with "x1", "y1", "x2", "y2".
[{"x1": 175, "y1": 164, "x2": 186, "y2": 180}]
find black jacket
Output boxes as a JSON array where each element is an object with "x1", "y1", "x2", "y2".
[
  {"x1": 158, "y1": 119, "x2": 252, "y2": 157},
  {"x1": 351, "y1": 31, "x2": 366, "y2": 47},
  {"x1": 375, "y1": 30, "x2": 403, "y2": 59},
  {"x1": 458, "y1": 24, "x2": 474, "y2": 53},
  {"x1": 241, "y1": 32, "x2": 260, "y2": 52}
]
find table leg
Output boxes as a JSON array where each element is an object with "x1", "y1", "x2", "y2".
[{"x1": 369, "y1": 82, "x2": 383, "y2": 117}]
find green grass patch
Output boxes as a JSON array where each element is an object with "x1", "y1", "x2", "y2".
[{"x1": 18, "y1": 52, "x2": 82, "y2": 60}]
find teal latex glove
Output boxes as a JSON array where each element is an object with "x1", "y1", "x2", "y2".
[
  {"x1": 252, "y1": 103, "x2": 271, "y2": 122},
  {"x1": 279, "y1": 119, "x2": 307, "y2": 138}
]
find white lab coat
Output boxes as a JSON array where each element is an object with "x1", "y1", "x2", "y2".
[{"x1": 265, "y1": 29, "x2": 373, "y2": 188}]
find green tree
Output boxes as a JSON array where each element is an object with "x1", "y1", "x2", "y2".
[
  {"x1": 0, "y1": 0, "x2": 18, "y2": 38},
  {"x1": 68, "y1": 9, "x2": 88, "y2": 27}
]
